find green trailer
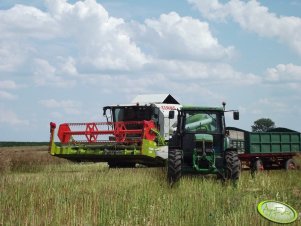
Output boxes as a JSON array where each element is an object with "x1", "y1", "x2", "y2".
[{"x1": 227, "y1": 127, "x2": 301, "y2": 171}]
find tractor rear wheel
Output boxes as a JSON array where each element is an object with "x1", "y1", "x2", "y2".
[
  {"x1": 224, "y1": 150, "x2": 240, "y2": 181},
  {"x1": 167, "y1": 149, "x2": 182, "y2": 185}
]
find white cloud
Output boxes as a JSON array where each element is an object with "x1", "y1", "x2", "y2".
[
  {"x1": 189, "y1": 0, "x2": 301, "y2": 55},
  {"x1": 39, "y1": 98, "x2": 82, "y2": 115},
  {"x1": 0, "y1": 80, "x2": 18, "y2": 100},
  {"x1": 266, "y1": 63, "x2": 301, "y2": 82},
  {"x1": 0, "y1": 80, "x2": 18, "y2": 89},
  {"x1": 32, "y1": 58, "x2": 77, "y2": 87},
  {"x1": 45, "y1": 0, "x2": 148, "y2": 71},
  {"x1": 132, "y1": 12, "x2": 234, "y2": 61},
  {"x1": 0, "y1": 41, "x2": 30, "y2": 72},
  {"x1": 0, "y1": 91, "x2": 17, "y2": 100},
  {"x1": 145, "y1": 59, "x2": 261, "y2": 85},
  {"x1": 58, "y1": 57, "x2": 78, "y2": 76},
  {"x1": 0, "y1": 4, "x2": 59, "y2": 39},
  {"x1": 0, "y1": 109, "x2": 29, "y2": 125},
  {"x1": 265, "y1": 63, "x2": 301, "y2": 90},
  {"x1": 0, "y1": 0, "x2": 148, "y2": 78},
  {"x1": 258, "y1": 98, "x2": 286, "y2": 109}
]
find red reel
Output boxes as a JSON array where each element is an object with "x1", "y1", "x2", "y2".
[
  {"x1": 114, "y1": 122, "x2": 127, "y2": 142},
  {"x1": 85, "y1": 123, "x2": 98, "y2": 142}
]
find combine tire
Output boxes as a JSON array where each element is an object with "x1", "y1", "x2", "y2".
[
  {"x1": 167, "y1": 149, "x2": 182, "y2": 185},
  {"x1": 224, "y1": 150, "x2": 240, "y2": 181},
  {"x1": 285, "y1": 159, "x2": 296, "y2": 170}
]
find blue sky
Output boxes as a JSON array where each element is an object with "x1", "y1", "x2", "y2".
[{"x1": 0, "y1": 0, "x2": 301, "y2": 141}]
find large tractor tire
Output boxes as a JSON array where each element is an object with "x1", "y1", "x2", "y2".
[
  {"x1": 224, "y1": 150, "x2": 240, "y2": 181},
  {"x1": 167, "y1": 149, "x2": 182, "y2": 185}
]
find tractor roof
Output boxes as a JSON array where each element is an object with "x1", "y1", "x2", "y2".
[{"x1": 182, "y1": 105, "x2": 224, "y2": 112}]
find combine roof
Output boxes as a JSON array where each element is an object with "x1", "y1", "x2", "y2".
[{"x1": 131, "y1": 94, "x2": 179, "y2": 104}]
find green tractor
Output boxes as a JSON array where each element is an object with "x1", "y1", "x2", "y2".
[{"x1": 167, "y1": 104, "x2": 241, "y2": 184}]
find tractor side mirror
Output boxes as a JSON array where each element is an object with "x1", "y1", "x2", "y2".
[
  {"x1": 233, "y1": 111, "x2": 239, "y2": 120},
  {"x1": 169, "y1": 111, "x2": 175, "y2": 119}
]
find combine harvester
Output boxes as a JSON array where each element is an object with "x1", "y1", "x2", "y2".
[{"x1": 49, "y1": 94, "x2": 181, "y2": 167}]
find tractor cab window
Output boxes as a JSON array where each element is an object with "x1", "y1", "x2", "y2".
[{"x1": 184, "y1": 112, "x2": 219, "y2": 133}]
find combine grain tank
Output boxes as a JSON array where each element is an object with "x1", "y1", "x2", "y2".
[
  {"x1": 49, "y1": 94, "x2": 181, "y2": 167},
  {"x1": 227, "y1": 127, "x2": 301, "y2": 171}
]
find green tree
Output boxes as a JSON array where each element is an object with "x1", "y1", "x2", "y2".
[{"x1": 251, "y1": 118, "x2": 275, "y2": 132}]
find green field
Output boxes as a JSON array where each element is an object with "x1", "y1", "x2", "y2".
[
  {"x1": 0, "y1": 142, "x2": 50, "y2": 147},
  {"x1": 0, "y1": 146, "x2": 300, "y2": 225}
]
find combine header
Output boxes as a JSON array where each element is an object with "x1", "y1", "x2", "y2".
[{"x1": 49, "y1": 94, "x2": 181, "y2": 167}]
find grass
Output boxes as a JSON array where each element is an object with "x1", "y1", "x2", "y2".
[
  {"x1": 0, "y1": 147, "x2": 300, "y2": 225},
  {"x1": 0, "y1": 142, "x2": 50, "y2": 147}
]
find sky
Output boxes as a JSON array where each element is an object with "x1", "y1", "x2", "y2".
[{"x1": 0, "y1": 0, "x2": 301, "y2": 141}]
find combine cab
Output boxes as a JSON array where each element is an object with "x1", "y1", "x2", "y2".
[{"x1": 49, "y1": 94, "x2": 181, "y2": 167}]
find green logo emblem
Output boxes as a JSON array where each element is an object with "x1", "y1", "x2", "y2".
[{"x1": 257, "y1": 200, "x2": 298, "y2": 224}]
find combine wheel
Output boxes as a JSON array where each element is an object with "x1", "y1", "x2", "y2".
[
  {"x1": 285, "y1": 158, "x2": 296, "y2": 170},
  {"x1": 224, "y1": 150, "x2": 240, "y2": 181},
  {"x1": 167, "y1": 149, "x2": 182, "y2": 185}
]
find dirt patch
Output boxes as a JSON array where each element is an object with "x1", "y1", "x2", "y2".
[{"x1": 0, "y1": 146, "x2": 68, "y2": 172}]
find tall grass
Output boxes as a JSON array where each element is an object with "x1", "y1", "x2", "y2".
[{"x1": 1, "y1": 161, "x2": 300, "y2": 226}]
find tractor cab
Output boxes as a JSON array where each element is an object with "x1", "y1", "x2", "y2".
[{"x1": 168, "y1": 105, "x2": 240, "y2": 184}]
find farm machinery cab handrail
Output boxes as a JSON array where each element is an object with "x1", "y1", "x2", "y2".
[{"x1": 167, "y1": 104, "x2": 241, "y2": 184}]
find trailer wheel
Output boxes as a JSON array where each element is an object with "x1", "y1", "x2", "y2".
[
  {"x1": 167, "y1": 149, "x2": 182, "y2": 185},
  {"x1": 224, "y1": 150, "x2": 240, "y2": 181},
  {"x1": 285, "y1": 159, "x2": 296, "y2": 170},
  {"x1": 254, "y1": 159, "x2": 264, "y2": 171}
]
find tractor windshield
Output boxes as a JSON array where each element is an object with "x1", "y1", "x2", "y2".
[{"x1": 184, "y1": 111, "x2": 221, "y2": 133}]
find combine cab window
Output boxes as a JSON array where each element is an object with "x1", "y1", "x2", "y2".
[
  {"x1": 113, "y1": 107, "x2": 152, "y2": 122},
  {"x1": 184, "y1": 112, "x2": 219, "y2": 133}
]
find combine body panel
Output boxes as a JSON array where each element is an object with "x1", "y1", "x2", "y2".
[
  {"x1": 227, "y1": 127, "x2": 301, "y2": 171},
  {"x1": 49, "y1": 94, "x2": 181, "y2": 167}
]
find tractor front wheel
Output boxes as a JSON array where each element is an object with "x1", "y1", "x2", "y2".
[
  {"x1": 167, "y1": 149, "x2": 182, "y2": 185},
  {"x1": 224, "y1": 150, "x2": 240, "y2": 181}
]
